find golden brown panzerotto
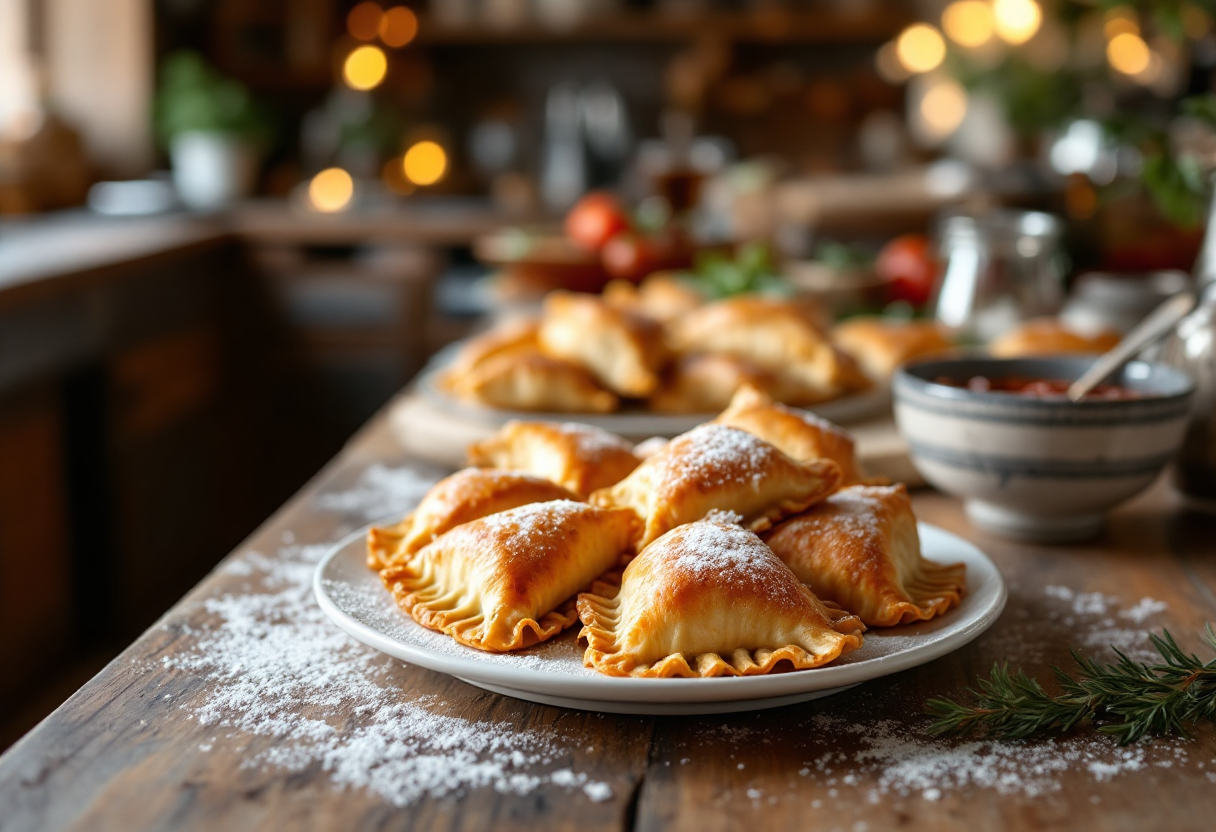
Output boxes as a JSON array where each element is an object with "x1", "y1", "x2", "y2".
[
  {"x1": 577, "y1": 514, "x2": 864, "y2": 677},
  {"x1": 831, "y1": 317, "x2": 953, "y2": 381},
  {"x1": 467, "y1": 420, "x2": 641, "y2": 498},
  {"x1": 648, "y1": 353, "x2": 786, "y2": 415},
  {"x1": 380, "y1": 500, "x2": 640, "y2": 652},
  {"x1": 602, "y1": 273, "x2": 706, "y2": 323},
  {"x1": 538, "y1": 291, "x2": 668, "y2": 397},
  {"x1": 448, "y1": 346, "x2": 619, "y2": 414},
  {"x1": 440, "y1": 317, "x2": 540, "y2": 384},
  {"x1": 590, "y1": 423, "x2": 841, "y2": 549},
  {"x1": 713, "y1": 384, "x2": 871, "y2": 486},
  {"x1": 670, "y1": 296, "x2": 869, "y2": 404},
  {"x1": 989, "y1": 317, "x2": 1120, "y2": 358},
  {"x1": 763, "y1": 484, "x2": 966, "y2": 627},
  {"x1": 366, "y1": 468, "x2": 577, "y2": 570}
]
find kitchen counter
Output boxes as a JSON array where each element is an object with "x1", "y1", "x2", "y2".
[{"x1": 2, "y1": 390, "x2": 1214, "y2": 831}]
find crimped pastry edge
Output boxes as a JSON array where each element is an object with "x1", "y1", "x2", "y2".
[{"x1": 575, "y1": 587, "x2": 863, "y2": 678}]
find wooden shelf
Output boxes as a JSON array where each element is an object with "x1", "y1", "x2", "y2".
[{"x1": 412, "y1": 9, "x2": 910, "y2": 46}]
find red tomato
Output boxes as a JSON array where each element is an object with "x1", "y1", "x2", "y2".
[
  {"x1": 565, "y1": 192, "x2": 630, "y2": 251},
  {"x1": 877, "y1": 234, "x2": 939, "y2": 307},
  {"x1": 601, "y1": 232, "x2": 659, "y2": 283}
]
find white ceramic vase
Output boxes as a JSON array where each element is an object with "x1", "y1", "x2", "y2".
[{"x1": 170, "y1": 131, "x2": 256, "y2": 211}]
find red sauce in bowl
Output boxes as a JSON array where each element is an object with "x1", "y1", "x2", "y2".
[{"x1": 933, "y1": 375, "x2": 1145, "y2": 401}]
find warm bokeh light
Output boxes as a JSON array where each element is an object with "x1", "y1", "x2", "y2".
[
  {"x1": 309, "y1": 168, "x2": 354, "y2": 212},
  {"x1": 942, "y1": 1, "x2": 995, "y2": 48},
  {"x1": 1107, "y1": 31, "x2": 1151, "y2": 75},
  {"x1": 921, "y1": 79, "x2": 968, "y2": 137},
  {"x1": 379, "y1": 7, "x2": 418, "y2": 48},
  {"x1": 402, "y1": 141, "x2": 447, "y2": 186},
  {"x1": 896, "y1": 24, "x2": 947, "y2": 74},
  {"x1": 347, "y1": 2, "x2": 384, "y2": 41},
  {"x1": 343, "y1": 45, "x2": 388, "y2": 91},
  {"x1": 993, "y1": 0, "x2": 1042, "y2": 45}
]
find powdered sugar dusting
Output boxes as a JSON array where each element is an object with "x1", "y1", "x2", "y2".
[
  {"x1": 772, "y1": 485, "x2": 889, "y2": 543},
  {"x1": 314, "y1": 464, "x2": 440, "y2": 521},
  {"x1": 160, "y1": 513, "x2": 614, "y2": 806},
  {"x1": 674, "y1": 707, "x2": 1192, "y2": 808},
  {"x1": 654, "y1": 424, "x2": 781, "y2": 488},
  {"x1": 655, "y1": 519, "x2": 804, "y2": 608},
  {"x1": 807, "y1": 713, "x2": 1168, "y2": 800},
  {"x1": 153, "y1": 454, "x2": 1200, "y2": 813},
  {"x1": 1042, "y1": 585, "x2": 1169, "y2": 660}
]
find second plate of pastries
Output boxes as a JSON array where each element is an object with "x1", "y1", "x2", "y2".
[
  {"x1": 316, "y1": 386, "x2": 1005, "y2": 714},
  {"x1": 416, "y1": 284, "x2": 956, "y2": 435}
]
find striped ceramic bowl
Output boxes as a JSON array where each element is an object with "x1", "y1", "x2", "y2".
[{"x1": 893, "y1": 356, "x2": 1194, "y2": 542}]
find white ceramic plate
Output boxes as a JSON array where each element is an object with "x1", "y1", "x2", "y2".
[
  {"x1": 315, "y1": 522, "x2": 1006, "y2": 715},
  {"x1": 417, "y1": 345, "x2": 891, "y2": 438}
]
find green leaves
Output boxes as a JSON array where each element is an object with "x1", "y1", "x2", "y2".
[
  {"x1": 926, "y1": 624, "x2": 1216, "y2": 744},
  {"x1": 154, "y1": 51, "x2": 267, "y2": 148},
  {"x1": 689, "y1": 242, "x2": 788, "y2": 299},
  {"x1": 1141, "y1": 151, "x2": 1207, "y2": 228},
  {"x1": 1101, "y1": 92, "x2": 1216, "y2": 229}
]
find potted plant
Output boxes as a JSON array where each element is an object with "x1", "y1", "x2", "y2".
[{"x1": 155, "y1": 51, "x2": 266, "y2": 210}]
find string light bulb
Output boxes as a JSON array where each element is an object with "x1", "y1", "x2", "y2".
[
  {"x1": 993, "y1": 0, "x2": 1042, "y2": 45},
  {"x1": 379, "y1": 7, "x2": 418, "y2": 48},
  {"x1": 402, "y1": 141, "x2": 447, "y2": 186},
  {"x1": 920, "y1": 78, "x2": 969, "y2": 138},
  {"x1": 309, "y1": 168, "x2": 354, "y2": 212},
  {"x1": 896, "y1": 24, "x2": 947, "y2": 74},
  {"x1": 343, "y1": 45, "x2": 388, "y2": 91},
  {"x1": 1107, "y1": 31, "x2": 1151, "y2": 75},
  {"x1": 942, "y1": 1, "x2": 995, "y2": 48}
]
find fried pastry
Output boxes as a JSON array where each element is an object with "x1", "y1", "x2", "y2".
[
  {"x1": 468, "y1": 420, "x2": 641, "y2": 498},
  {"x1": 832, "y1": 317, "x2": 953, "y2": 380},
  {"x1": 671, "y1": 296, "x2": 870, "y2": 404},
  {"x1": 538, "y1": 291, "x2": 668, "y2": 397},
  {"x1": 577, "y1": 514, "x2": 864, "y2": 677},
  {"x1": 989, "y1": 317, "x2": 1120, "y2": 358},
  {"x1": 649, "y1": 353, "x2": 786, "y2": 415},
  {"x1": 366, "y1": 468, "x2": 577, "y2": 570},
  {"x1": 380, "y1": 500, "x2": 640, "y2": 652},
  {"x1": 763, "y1": 484, "x2": 966, "y2": 627},
  {"x1": 590, "y1": 423, "x2": 841, "y2": 549},
  {"x1": 602, "y1": 273, "x2": 706, "y2": 323},
  {"x1": 449, "y1": 346, "x2": 619, "y2": 413},
  {"x1": 714, "y1": 384, "x2": 870, "y2": 486},
  {"x1": 441, "y1": 317, "x2": 540, "y2": 386}
]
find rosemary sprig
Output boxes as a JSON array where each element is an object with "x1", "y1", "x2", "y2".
[{"x1": 926, "y1": 625, "x2": 1216, "y2": 745}]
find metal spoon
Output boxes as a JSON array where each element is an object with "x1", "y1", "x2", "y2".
[{"x1": 1066, "y1": 291, "x2": 1198, "y2": 402}]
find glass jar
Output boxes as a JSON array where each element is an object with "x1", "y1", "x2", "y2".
[{"x1": 933, "y1": 210, "x2": 1068, "y2": 343}]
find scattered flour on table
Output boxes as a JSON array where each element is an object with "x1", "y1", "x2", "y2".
[
  {"x1": 687, "y1": 710, "x2": 1192, "y2": 806},
  {"x1": 162, "y1": 460, "x2": 1192, "y2": 809},
  {"x1": 160, "y1": 467, "x2": 614, "y2": 808},
  {"x1": 313, "y1": 464, "x2": 439, "y2": 521},
  {"x1": 1042, "y1": 585, "x2": 1169, "y2": 660}
]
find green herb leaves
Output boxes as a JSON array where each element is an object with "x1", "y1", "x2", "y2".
[{"x1": 926, "y1": 625, "x2": 1216, "y2": 745}]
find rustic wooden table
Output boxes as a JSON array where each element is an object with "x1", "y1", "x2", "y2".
[{"x1": 2, "y1": 400, "x2": 1215, "y2": 832}]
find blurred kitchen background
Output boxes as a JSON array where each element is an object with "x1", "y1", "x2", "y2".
[{"x1": 3, "y1": 0, "x2": 1216, "y2": 746}]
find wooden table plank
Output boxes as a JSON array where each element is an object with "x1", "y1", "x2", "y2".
[{"x1": 2, "y1": 407, "x2": 1215, "y2": 832}]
